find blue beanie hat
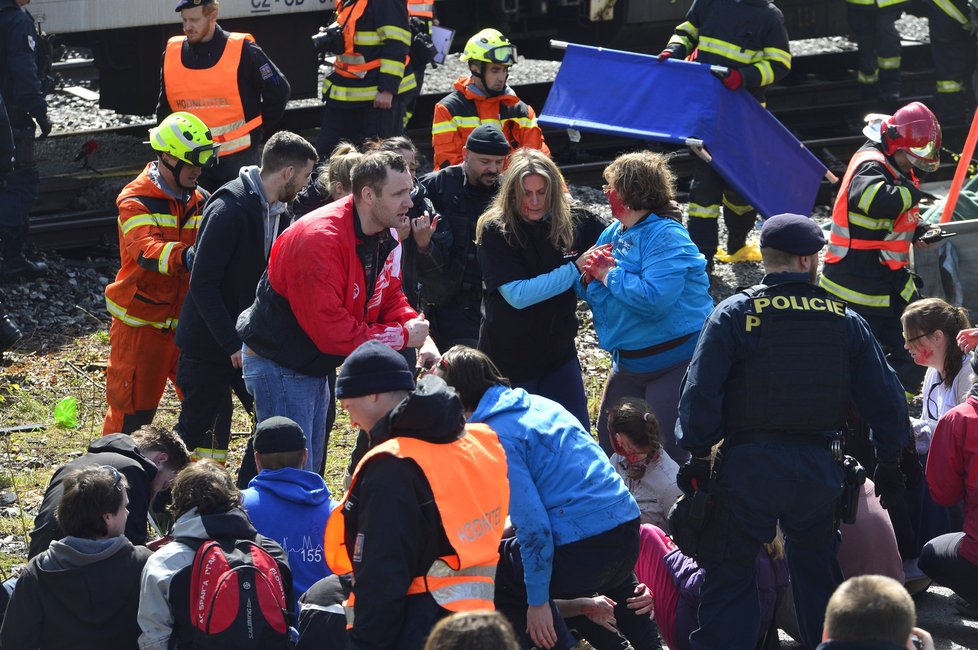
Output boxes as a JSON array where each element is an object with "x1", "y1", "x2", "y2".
[
  {"x1": 336, "y1": 340, "x2": 415, "y2": 399},
  {"x1": 759, "y1": 213, "x2": 825, "y2": 256}
]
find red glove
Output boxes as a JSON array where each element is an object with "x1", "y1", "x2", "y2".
[
  {"x1": 657, "y1": 50, "x2": 672, "y2": 62},
  {"x1": 721, "y1": 68, "x2": 742, "y2": 91}
]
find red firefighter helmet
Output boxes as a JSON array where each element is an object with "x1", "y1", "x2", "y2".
[{"x1": 880, "y1": 102, "x2": 941, "y2": 173}]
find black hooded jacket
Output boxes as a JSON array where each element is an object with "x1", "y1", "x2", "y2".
[
  {"x1": 28, "y1": 434, "x2": 158, "y2": 559},
  {"x1": 343, "y1": 376, "x2": 466, "y2": 650},
  {"x1": 0, "y1": 536, "x2": 152, "y2": 649}
]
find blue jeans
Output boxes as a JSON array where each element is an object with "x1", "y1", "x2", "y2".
[
  {"x1": 512, "y1": 356, "x2": 591, "y2": 432},
  {"x1": 241, "y1": 346, "x2": 329, "y2": 473}
]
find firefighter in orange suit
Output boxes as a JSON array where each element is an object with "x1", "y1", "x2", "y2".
[
  {"x1": 158, "y1": 0, "x2": 290, "y2": 192},
  {"x1": 102, "y1": 112, "x2": 218, "y2": 436},
  {"x1": 820, "y1": 102, "x2": 941, "y2": 394},
  {"x1": 325, "y1": 341, "x2": 509, "y2": 650},
  {"x1": 432, "y1": 28, "x2": 549, "y2": 170}
]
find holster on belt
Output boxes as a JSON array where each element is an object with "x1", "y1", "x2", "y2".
[{"x1": 12, "y1": 126, "x2": 36, "y2": 170}]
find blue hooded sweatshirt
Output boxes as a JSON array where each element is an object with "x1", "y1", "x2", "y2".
[
  {"x1": 470, "y1": 385, "x2": 639, "y2": 605},
  {"x1": 241, "y1": 467, "x2": 337, "y2": 610}
]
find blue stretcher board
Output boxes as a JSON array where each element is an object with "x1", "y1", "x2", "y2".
[{"x1": 539, "y1": 44, "x2": 828, "y2": 219}]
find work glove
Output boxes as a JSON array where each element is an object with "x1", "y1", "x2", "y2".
[
  {"x1": 873, "y1": 462, "x2": 906, "y2": 510},
  {"x1": 657, "y1": 49, "x2": 672, "y2": 62},
  {"x1": 677, "y1": 457, "x2": 712, "y2": 495},
  {"x1": 712, "y1": 67, "x2": 743, "y2": 91},
  {"x1": 34, "y1": 112, "x2": 52, "y2": 139}
]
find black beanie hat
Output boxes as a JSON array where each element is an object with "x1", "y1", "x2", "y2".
[
  {"x1": 466, "y1": 124, "x2": 511, "y2": 156},
  {"x1": 336, "y1": 340, "x2": 416, "y2": 399},
  {"x1": 253, "y1": 416, "x2": 307, "y2": 454}
]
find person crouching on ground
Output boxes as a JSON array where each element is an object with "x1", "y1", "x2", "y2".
[
  {"x1": 435, "y1": 344, "x2": 663, "y2": 650},
  {"x1": 1, "y1": 466, "x2": 151, "y2": 649},
  {"x1": 324, "y1": 340, "x2": 510, "y2": 650}
]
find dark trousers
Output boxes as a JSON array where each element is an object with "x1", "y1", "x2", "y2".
[
  {"x1": 315, "y1": 100, "x2": 405, "y2": 159},
  {"x1": 198, "y1": 146, "x2": 261, "y2": 195},
  {"x1": 495, "y1": 519, "x2": 662, "y2": 650},
  {"x1": 693, "y1": 443, "x2": 843, "y2": 650},
  {"x1": 847, "y1": 5, "x2": 903, "y2": 99},
  {"x1": 919, "y1": 532, "x2": 978, "y2": 604},
  {"x1": 512, "y1": 355, "x2": 591, "y2": 432},
  {"x1": 0, "y1": 131, "x2": 39, "y2": 266},
  {"x1": 861, "y1": 311, "x2": 925, "y2": 395},
  {"x1": 427, "y1": 301, "x2": 480, "y2": 351},
  {"x1": 687, "y1": 158, "x2": 757, "y2": 258},
  {"x1": 175, "y1": 353, "x2": 254, "y2": 458},
  {"x1": 927, "y1": 0, "x2": 977, "y2": 125}
]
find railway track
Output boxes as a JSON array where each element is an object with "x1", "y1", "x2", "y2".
[{"x1": 30, "y1": 43, "x2": 956, "y2": 250}]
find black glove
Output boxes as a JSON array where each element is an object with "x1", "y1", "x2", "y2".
[
  {"x1": 873, "y1": 462, "x2": 905, "y2": 510},
  {"x1": 34, "y1": 113, "x2": 52, "y2": 139},
  {"x1": 677, "y1": 457, "x2": 712, "y2": 495}
]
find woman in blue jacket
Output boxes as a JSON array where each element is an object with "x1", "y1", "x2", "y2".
[
  {"x1": 436, "y1": 345, "x2": 663, "y2": 650},
  {"x1": 580, "y1": 151, "x2": 714, "y2": 462}
]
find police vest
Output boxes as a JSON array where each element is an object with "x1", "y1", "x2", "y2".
[
  {"x1": 825, "y1": 148, "x2": 919, "y2": 271},
  {"x1": 163, "y1": 33, "x2": 262, "y2": 156},
  {"x1": 724, "y1": 283, "x2": 850, "y2": 435},
  {"x1": 324, "y1": 423, "x2": 509, "y2": 625}
]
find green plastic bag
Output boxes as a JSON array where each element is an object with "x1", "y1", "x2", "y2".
[{"x1": 54, "y1": 396, "x2": 78, "y2": 429}]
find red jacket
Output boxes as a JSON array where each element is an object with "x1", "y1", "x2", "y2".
[
  {"x1": 926, "y1": 395, "x2": 978, "y2": 566},
  {"x1": 266, "y1": 194, "x2": 417, "y2": 356}
]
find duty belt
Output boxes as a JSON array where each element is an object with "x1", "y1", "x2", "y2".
[{"x1": 725, "y1": 430, "x2": 840, "y2": 450}]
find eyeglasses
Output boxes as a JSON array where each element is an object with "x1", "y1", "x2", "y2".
[
  {"x1": 903, "y1": 331, "x2": 933, "y2": 345},
  {"x1": 104, "y1": 465, "x2": 123, "y2": 489}
]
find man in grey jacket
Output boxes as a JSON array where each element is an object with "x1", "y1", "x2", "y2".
[{"x1": 173, "y1": 131, "x2": 317, "y2": 468}]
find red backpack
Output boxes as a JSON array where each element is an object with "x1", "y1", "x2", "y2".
[{"x1": 187, "y1": 538, "x2": 293, "y2": 649}]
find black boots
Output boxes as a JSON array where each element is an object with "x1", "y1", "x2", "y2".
[{"x1": 0, "y1": 304, "x2": 21, "y2": 355}]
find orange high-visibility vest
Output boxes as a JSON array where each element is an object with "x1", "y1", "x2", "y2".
[
  {"x1": 333, "y1": 0, "x2": 380, "y2": 79},
  {"x1": 824, "y1": 148, "x2": 919, "y2": 270},
  {"x1": 163, "y1": 33, "x2": 262, "y2": 156},
  {"x1": 407, "y1": 0, "x2": 434, "y2": 19},
  {"x1": 324, "y1": 423, "x2": 509, "y2": 626}
]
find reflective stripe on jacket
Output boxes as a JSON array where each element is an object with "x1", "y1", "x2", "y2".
[
  {"x1": 163, "y1": 33, "x2": 261, "y2": 156},
  {"x1": 324, "y1": 423, "x2": 509, "y2": 621},
  {"x1": 431, "y1": 76, "x2": 550, "y2": 169},
  {"x1": 407, "y1": 0, "x2": 434, "y2": 19},
  {"x1": 824, "y1": 148, "x2": 918, "y2": 270},
  {"x1": 322, "y1": 0, "x2": 414, "y2": 102},
  {"x1": 104, "y1": 163, "x2": 204, "y2": 330},
  {"x1": 665, "y1": 0, "x2": 791, "y2": 103}
]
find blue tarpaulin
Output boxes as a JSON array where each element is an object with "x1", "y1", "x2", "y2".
[{"x1": 540, "y1": 43, "x2": 829, "y2": 219}]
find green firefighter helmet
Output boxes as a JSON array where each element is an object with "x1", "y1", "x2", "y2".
[{"x1": 148, "y1": 111, "x2": 219, "y2": 168}]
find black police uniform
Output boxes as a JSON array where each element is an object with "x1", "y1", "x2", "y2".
[
  {"x1": 416, "y1": 163, "x2": 496, "y2": 349},
  {"x1": 0, "y1": 88, "x2": 22, "y2": 353},
  {"x1": 0, "y1": 0, "x2": 49, "y2": 281},
  {"x1": 678, "y1": 271, "x2": 909, "y2": 650}
]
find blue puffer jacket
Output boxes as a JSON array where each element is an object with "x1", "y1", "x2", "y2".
[
  {"x1": 470, "y1": 385, "x2": 639, "y2": 606},
  {"x1": 581, "y1": 213, "x2": 713, "y2": 373}
]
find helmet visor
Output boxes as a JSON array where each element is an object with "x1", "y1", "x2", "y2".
[
  {"x1": 907, "y1": 139, "x2": 939, "y2": 173},
  {"x1": 186, "y1": 144, "x2": 219, "y2": 168},
  {"x1": 485, "y1": 44, "x2": 516, "y2": 65}
]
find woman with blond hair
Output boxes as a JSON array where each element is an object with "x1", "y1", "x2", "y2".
[
  {"x1": 475, "y1": 148, "x2": 606, "y2": 428},
  {"x1": 582, "y1": 151, "x2": 712, "y2": 462}
]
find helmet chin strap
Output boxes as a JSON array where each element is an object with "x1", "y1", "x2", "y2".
[
  {"x1": 160, "y1": 155, "x2": 198, "y2": 191},
  {"x1": 473, "y1": 62, "x2": 507, "y2": 98}
]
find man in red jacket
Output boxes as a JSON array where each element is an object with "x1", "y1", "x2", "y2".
[{"x1": 236, "y1": 149, "x2": 433, "y2": 473}]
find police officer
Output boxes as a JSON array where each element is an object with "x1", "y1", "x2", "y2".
[
  {"x1": 677, "y1": 214, "x2": 910, "y2": 650},
  {"x1": 313, "y1": 0, "x2": 414, "y2": 159},
  {"x1": 158, "y1": 0, "x2": 291, "y2": 193},
  {"x1": 0, "y1": 0, "x2": 50, "y2": 282},
  {"x1": 0, "y1": 88, "x2": 22, "y2": 355}
]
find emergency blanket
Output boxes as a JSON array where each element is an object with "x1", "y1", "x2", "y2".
[{"x1": 539, "y1": 43, "x2": 828, "y2": 219}]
